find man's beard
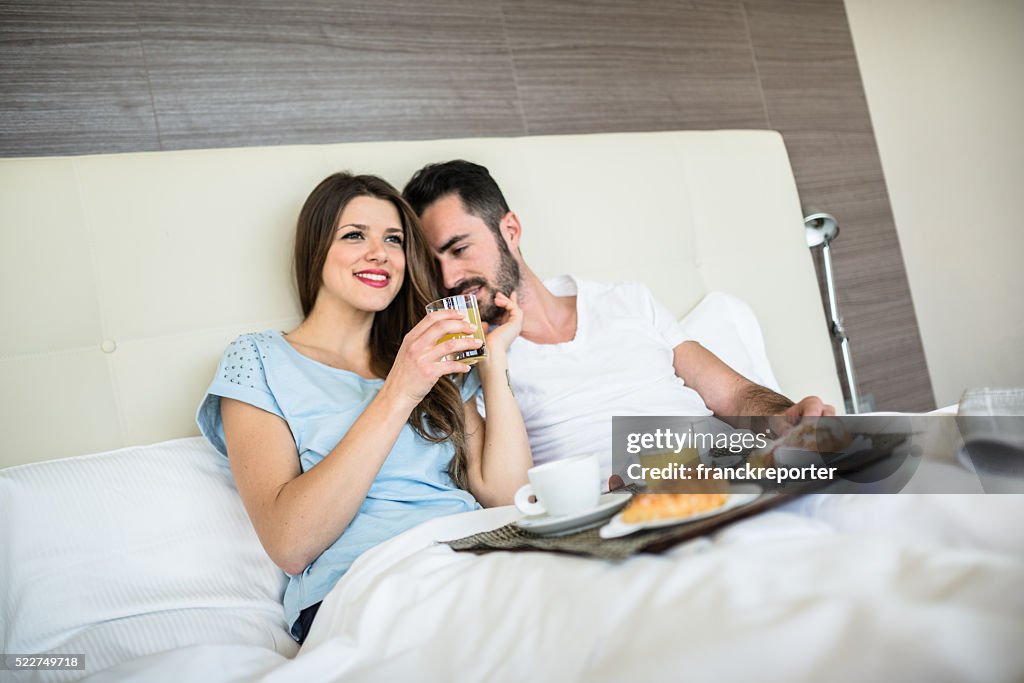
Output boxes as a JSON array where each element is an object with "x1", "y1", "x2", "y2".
[{"x1": 451, "y1": 239, "x2": 521, "y2": 325}]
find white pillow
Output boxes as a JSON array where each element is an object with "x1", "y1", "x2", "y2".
[
  {"x1": 680, "y1": 291, "x2": 783, "y2": 394},
  {"x1": 0, "y1": 437, "x2": 297, "y2": 681}
]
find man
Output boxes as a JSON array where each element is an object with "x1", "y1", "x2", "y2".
[{"x1": 403, "y1": 160, "x2": 834, "y2": 483}]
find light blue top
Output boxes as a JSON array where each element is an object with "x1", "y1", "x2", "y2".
[{"x1": 196, "y1": 330, "x2": 481, "y2": 641}]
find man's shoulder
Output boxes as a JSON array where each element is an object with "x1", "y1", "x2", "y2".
[{"x1": 582, "y1": 279, "x2": 655, "y2": 310}]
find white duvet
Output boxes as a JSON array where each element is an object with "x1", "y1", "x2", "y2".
[{"x1": 86, "y1": 493, "x2": 1024, "y2": 683}]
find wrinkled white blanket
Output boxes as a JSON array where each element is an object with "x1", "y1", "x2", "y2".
[
  {"x1": 281, "y1": 493, "x2": 1023, "y2": 683},
  {"x1": 85, "y1": 494, "x2": 1024, "y2": 683},
  {"x1": 77, "y1": 411, "x2": 1024, "y2": 683}
]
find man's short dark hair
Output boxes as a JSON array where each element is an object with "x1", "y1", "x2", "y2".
[{"x1": 402, "y1": 160, "x2": 510, "y2": 238}]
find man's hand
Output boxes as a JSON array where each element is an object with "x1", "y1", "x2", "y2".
[
  {"x1": 784, "y1": 396, "x2": 836, "y2": 419},
  {"x1": 771, "y1": 396, "x2": 836, "y2": 435}
]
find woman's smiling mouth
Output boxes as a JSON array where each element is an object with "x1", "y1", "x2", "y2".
[{"x1": 354, "y1": 270, "x2": 390, "y2": 288}]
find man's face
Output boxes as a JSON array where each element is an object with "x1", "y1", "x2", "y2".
[{"x1": 418, "y1": 194, "x2": 521, "y2": 324}]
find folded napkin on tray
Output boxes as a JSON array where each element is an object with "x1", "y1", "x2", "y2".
[{"x1": 444, "y1": 493, "x2": 796, "y2": 562}]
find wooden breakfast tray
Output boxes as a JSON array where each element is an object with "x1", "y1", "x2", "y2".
[{"x1": 444, "y1": 492, "x2": 799, "y2": 562}]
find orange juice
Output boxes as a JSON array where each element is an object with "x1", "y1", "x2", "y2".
[
  {"x1": 636, "y1": 448, "x2": 722, "y2": 493},
  {"x1": 426, "y1": 294, "x2": 487, "y2": 364}
]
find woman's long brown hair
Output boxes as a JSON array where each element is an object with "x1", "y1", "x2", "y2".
[{"x1": 294, "y1": 172, "x2": 470, "y2": 489}]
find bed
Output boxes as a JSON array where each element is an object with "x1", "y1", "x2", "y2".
[{"x1": 1, "y1": 131, "x2": 1021, "y2": 682}]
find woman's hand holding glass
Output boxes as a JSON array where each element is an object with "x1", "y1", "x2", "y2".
[
  {"x1": 481, "y1": 292, "x2": 522, "y2": 357},
  {"x1": 382, "y1": 309, "x2": 483, "y2": 410}
]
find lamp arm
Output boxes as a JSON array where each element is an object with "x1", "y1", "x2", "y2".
[
  {"x1": 820, "y1": 240, "x2": 841, "y2": 327},
  {"x1": 820, "y1": 240, "x2": 861, "y2": 413}
]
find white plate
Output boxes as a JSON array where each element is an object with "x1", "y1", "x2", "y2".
[
  {"x1": 514, "y1": 492, "x2": 633, "y2": 536},
  {"x1": 599, "y1": 488, "x2": 762, "y2": 539}
]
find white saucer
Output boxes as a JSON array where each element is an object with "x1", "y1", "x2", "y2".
[{"x1": 514, "y1": 492, "x2": 633, "y2": 536}]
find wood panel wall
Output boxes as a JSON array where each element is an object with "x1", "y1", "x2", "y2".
[{"x1": 0, "y1": 0, "x2": 935, "y2": 411}]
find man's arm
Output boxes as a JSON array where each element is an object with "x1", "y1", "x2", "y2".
[{"x1": 672, "y1": 341, "x2": 834, "y2": 419}]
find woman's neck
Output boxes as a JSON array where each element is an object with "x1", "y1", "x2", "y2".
[{"x1": 285, "y1": 301, "x2": 376, "y2": 376}]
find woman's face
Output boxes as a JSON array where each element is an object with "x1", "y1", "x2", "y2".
[{"x1": 319, "y1": 196, "x2": 406, "y2": 315}]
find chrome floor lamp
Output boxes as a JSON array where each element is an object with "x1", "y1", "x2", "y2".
[{"x1": 804, "y1": 212, "x2": 861, "y2": 414}]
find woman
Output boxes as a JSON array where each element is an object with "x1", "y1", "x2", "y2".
[{"x1": 196, "y1": 172, "x2": 531, "y2": 643}]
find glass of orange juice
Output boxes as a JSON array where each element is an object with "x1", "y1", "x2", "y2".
[
  {"x1": 638, "y1": 448, "x2": 699, "y2": 493},
  {"x1": 425, "y1": 293, "x2": 487, "y2": 365}
]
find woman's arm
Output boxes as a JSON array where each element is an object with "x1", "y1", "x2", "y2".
[
  {"x1": 223, "y1": 394, "x2": 413, "y2": 574},
  {"x1": 222, "y1": 310, "x2": 482, "y2": 575},
  {"x1": 464, "y1": 292, "x2": 533, "y2": 506}
]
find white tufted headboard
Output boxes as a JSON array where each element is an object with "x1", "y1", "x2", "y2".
[{"x1": 0, "y1": 130, "x2": 843, "y2": 468}]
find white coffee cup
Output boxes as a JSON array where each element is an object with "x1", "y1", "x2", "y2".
[{"x1": 514, "y1": 454, "x2": 601, "y2": 517}]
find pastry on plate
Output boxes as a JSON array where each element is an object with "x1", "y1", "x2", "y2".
[{"x1": 620, "y1": 492, "x2": 729, "y2": 524}]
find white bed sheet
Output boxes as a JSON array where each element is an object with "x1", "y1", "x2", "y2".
[
  {"x1": 70, "y1": 430, "x2": 1024, "y2": 683},
  {"x1": 80, "y1": 494, "x2": 1024, "y2": 683},
  {"x1": 30, "y1": 410, "x2": 1022, "y2": 683},
  {"x1": 265, "y1": 492, "x2": 1024, "y2": 683},
  {"x1": 68, "y1": 501, "x2": 1024, "y2": 683}
]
